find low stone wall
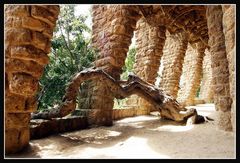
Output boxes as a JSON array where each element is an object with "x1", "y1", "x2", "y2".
[
  {"x1": 30, "y1": 108, "x2": 150, "y2": 139},
  {"x1": 30, "y1": 116, "x2": 88, "y2": 139},
  {"x1": 193, "y1": 98, "x2": 205, "y2": 105},
  {"x1": 112, "y1": 108, "x2": 149, "y2": 120}
]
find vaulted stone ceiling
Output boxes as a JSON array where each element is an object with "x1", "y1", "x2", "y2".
[{"x1": 138, "y1": 5, "x2": 208, "y2": 47}]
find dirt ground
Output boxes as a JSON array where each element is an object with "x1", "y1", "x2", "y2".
[{"x1": 6, "y1": 104, "x2": 236, "y2": 159}]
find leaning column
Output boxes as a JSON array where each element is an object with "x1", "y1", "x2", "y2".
[
  {"x1": 5, "y1": 5, "x2": 59, "y2": 153},
  {"x1": 206, "y1": 5, "x2": 232, "y2": 131}
]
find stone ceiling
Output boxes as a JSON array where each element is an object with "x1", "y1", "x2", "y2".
[{"x1": 138, "y1": 5, "x2": 208, "y2": 47}]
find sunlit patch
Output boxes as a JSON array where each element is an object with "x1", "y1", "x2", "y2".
[
  {"x1": 68, "y1": 136, "x2": 170, "y2": 159},
  {"x1": 30, "y1": 142, "x2": 62, "y2": 158},
  {"x1": 186, "y1": 103, "x2": 215, "y2": 109},
  {"x1": 29, "y1": 142, "x2": 43, "y2": 150},
  {"x1": 42, "y1": 144, "x2": 55, "y2": 150},
  {"x1": 7, "y1": 104, "x2": 234, "y2": 159},
  {"x1": 150, "y1": 125, "x2": 194, "y2": 132},
  {"x1": 116, "y1": 115, "x2": 159, "y2": 123},
  {"x1": 115, "y1": 115, "x2": 160, "y2": 129},
  {"x1": 60, "y1": 129, "x2": 122, "y2": 144},
  {"x1": 117, "y1": 121, "x2": 145, "y2": 129},
  {"x1": 186, "y1": 103, "x2": 216, "y2": 117}
]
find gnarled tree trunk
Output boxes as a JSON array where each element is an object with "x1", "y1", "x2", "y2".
[{"x1": 31, "y1": 67, "x2": 205, "y2": 124}]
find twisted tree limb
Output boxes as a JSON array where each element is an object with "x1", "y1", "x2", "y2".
[{"x1": 31, "y1": 67, "x2": 206, "y2": 124}]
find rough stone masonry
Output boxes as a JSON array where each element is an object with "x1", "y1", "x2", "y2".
[{"x1": 4, "y1": 4, "x2": 235, "y2": 154}]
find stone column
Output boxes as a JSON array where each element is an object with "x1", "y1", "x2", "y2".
[
  {"x1": 222, "y1": 5, "x2": 235, "y2": 132},
  {"x1": 129, "y1": 17, "x2": 166, "y2": 114},
  {"x1": 5, "y1": 5, "x2": 59, "y2": 153},
  {"x1": 177, "y1": 42, "x2": 205, "y2": 106},
  {"x1": 159, "y1": 30, "x2": 188, "y2": 99},
  {"x1": 199, "y1": 48, "x2": 214, "y2": 103},
  {"x1": 206, "y1": 5, "x2": 232, "y2": 131},
  {"x1": 85, "y1": 5, "x2": 141, "y2": 126}
]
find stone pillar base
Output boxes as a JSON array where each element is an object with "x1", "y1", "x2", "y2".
[
  {"x1": 5, "y1": 127, "x2": 30, "y2": 154},
  {"x1": 87, "y1": 109, "x2": 113, "y2": 127},
  {"x1": 217, "y1": 110, "x2": 232, "y2": 131}
]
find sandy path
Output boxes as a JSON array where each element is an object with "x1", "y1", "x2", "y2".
[{"x1": 6, "y1": 104, "x2": 235, "y2": 159}]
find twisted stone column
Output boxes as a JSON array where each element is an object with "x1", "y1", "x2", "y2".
[
  {"x1": 199, "y1": 48, "x2": 214, "y2": 103},
  {"x1": 222, "y1": 5, "x2": 236, "y2": 131},
  {"x1": 84, "y1": 5, "x2": 141, "y2": 126},
  {"x1": 5, "y1": 5, "x2": 59, "y2": 153},
  {"x1": 177, "y1": 42, "x2": 205, "y2": 106},
  {"x1": 222, "y1": 5, "x2": 235, "y2": 132},
  {"x1": 128, "y1": 17, "x2": 166, "y2": 113},
  {"x1": 159, "y1": 30, "x2": 188, "y2": 99},
  {"x1": 206, "y1": 5, "x2": 232, "y2": 131}
]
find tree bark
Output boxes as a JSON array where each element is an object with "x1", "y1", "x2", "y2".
[{"x1": 31, "y1": 67, "x2": 205, "y2": 124}]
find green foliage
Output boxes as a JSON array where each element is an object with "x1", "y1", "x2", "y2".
[
  {"x1": 196, "y1": 86, "x2": 201, "y2": 97},
  {"x1": 37, "y1": 5, "x2": 97, "y2": 111},
  {"x1": 120, "y1": 47, "x2": 136, "y2": 80},
  {"x1": 113, "y1": 98, "x2": 128, "y2": 109},
  {"x1": 114, "y1": 46, "x2": 136, "y2": 109}
]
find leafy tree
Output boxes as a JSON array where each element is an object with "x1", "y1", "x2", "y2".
[
  {"x1": 121, "y1": 47, "x2": 136, "y2": 80},
  {"x1": 37, "y1": 5, "x2": 96, "y2": 111},
  {"x1": 114, "y1": 46, "x2": 136, "y2": 109},
  {"x1": 196, "y1": 87, "x2": 201, "y2": 97}
]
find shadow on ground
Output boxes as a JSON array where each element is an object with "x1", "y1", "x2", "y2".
[{"x1": 6, "y1": 104, "x2": 235, "y2": 159}]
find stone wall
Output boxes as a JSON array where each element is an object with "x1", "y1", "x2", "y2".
[
  {"x1": 112, "y1": 108, "x2": 143, "y2": 120},
  {"x1": 30, "y1": 116, "x2": 88, "y2": 139},
  {"x1": 206, "y1": 5, "x2": 232, "y2": 131},
  {"x1": 130, "y1": 17, "x2": 166, "y2": 112},
  {"x1": 199, "y1": 48, "x2": 214, "y2": 103},
  {"x1": 222, "y1": 5, "x2": 235, "y2": 132},
  {"x1": 177, "y1": 42, "x2": 205, "y2": 106},
  {"x1": 85, "y1": 5, "x2": 141, "y2": 126},
  {"x1": 159, "y1": 30, "x2": 188, "y2": 99},
  {"x1": 30, "y1": 108, "x2": 149, "y2": 140},
  {"x1": 5, "y1": 5, "x2": 59, "y2": 154}
]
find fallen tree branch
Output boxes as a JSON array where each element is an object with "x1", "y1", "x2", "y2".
[{"x1": 31, "y1": 67, "x2": 206, "y2": 124}]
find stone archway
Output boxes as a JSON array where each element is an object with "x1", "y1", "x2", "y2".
[{"x1": 4, "y1": 4, "x2": 235, "y2": 155}]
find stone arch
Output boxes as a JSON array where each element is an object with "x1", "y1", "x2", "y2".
[{"x1": 4, "y1": 4, "x2": 235, "y2": 155}]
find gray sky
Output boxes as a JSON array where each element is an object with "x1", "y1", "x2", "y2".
[
  {"x1": 74, "y1": 5, "x2": 92, "y2": 39},
  {"x1": 74, "y1": 5, "x2": 92, "y2": 28}
]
